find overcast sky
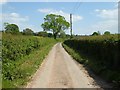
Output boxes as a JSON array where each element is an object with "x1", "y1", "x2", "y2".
[{"x1": 0, "y1": 1, "x2": 118, "y2": 35}]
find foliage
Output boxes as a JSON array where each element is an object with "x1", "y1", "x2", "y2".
[
  {"x1": 5, "y1": 23, "x2": 19, "y2": 34},
  {"x1": 92, "y1": 31, "x2": 101, "y2": 36},
  {"x1": 48, "y1": 33, "x2": 53, "y2": 37},
  {"x1": 63, "y1": 34, "x2": 120, "y2": 85},
  {"x1": 37, "y1": 31, "x2": 48, "y2": 37},
  {"x1": 41, "y1": 14, "x2": 70, "y2": 39},
  {"x1": 92, "y1": 32, "x2": 99, "y2": 36},
  {"x1": 62, "y1": 44, "x2": 83, "y2": 63},
  {"x1": 23, "y1": 28, "x2": 34, "y2": 35},
  {"x1": 59, "y1": 30, "x2": 66, "y2": 38},
  {"x1": 104, "y1": 31, "x2": 111, "y2": 35},
  {"x1": 2, "y1": 33, "x2": 59, "y2": 88},
  {"x1": 37, "y1": 31, "x2": 53, "y2": 37}
]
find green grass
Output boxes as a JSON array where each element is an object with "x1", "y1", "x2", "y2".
[
  {"x1": 2, "y1": 42, "x2": 56, "y2": 88},
  {"x1": 0, "y1": 61, "x2": 2, "y2": 89},
  {"x1": 2, "y1": 33, "x2": 63, "y2": 88},
  {"x1": 62, "y1": 43, "x2": 87, "y2": 64},
  {"x1": 62, "y1": 41, "x2": 120, "y2": 88}
]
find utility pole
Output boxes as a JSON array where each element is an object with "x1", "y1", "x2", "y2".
[{"x1": 70, "y1": 13, "x2": 72, "y2": 38}]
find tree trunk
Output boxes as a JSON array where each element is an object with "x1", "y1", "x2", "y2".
[{"x1": 54, "y1": 34, "x2": 57, "y2": 39}]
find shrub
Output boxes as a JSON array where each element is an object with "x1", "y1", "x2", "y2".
[{"x1": 63, "y1": 34, "x2": 120, "y2": 84}]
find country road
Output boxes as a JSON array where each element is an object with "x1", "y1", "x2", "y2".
[{"x1": 26, "y1": 43, "x2": 110, "y2": 88}]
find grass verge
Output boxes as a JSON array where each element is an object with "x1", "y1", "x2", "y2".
[
  {"x1": 62, "y1": 43, "x2": 87, "y2": 64},
  {"x1": 2, "y1": 42, "x2": 56, "y2": 88},
  {"x1": 62, "y1": 43, "x2": 120, "y2": 88}
]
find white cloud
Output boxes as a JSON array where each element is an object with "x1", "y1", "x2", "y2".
[
  {"x1": 114, "y1": 3, "x2": 118, "y2": 8},
  {"x1": 38, "y1": 8, "x2": 53, "y2": 13},
  {"x1": 91, "y1": 20, "x2": 118, "y2": 34},
  {"x1": 95, "y1": 9, "x2": 100, "y2": 12},
  {"x1": 114, "y1": 2, "x2": 120, "y2": 8},
  {"x1": 10, "y1": 13, "x2": 20, "y2": 17},
  {"x1": 92, "y1": 8, "x2": 118, "y2": 34},
  {"x1": 75, "y1": 19, "x2": 118, "y2": 35},
  {"x1": 3, "y1": 12, "x2": 29, "y2": 25},
  {"x1": 1, "y1": 13, "x2": 29, "y2": 31},
  {"x1": 0, "y1": 0, "x2": 7, "y2": 4},
  {"x1": 38, "y1": 8, "x2": 83, "y2": 22},
  {"x1": 95, "y1": 8, "x2": 118, "y2": 20},
  {"x1": 1, "y1": 12, "x2": 40, "y2": 32}
]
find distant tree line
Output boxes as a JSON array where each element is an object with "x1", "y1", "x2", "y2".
[
  {"x1": 2, "y1": 22, "x2": 70, "y2": 38},
  {"x1": 2, "y1": 15, "x2": 112, "y2": 39},
  {"x1": 91, "y1": 31, "x2": 111, "y2": 36}
]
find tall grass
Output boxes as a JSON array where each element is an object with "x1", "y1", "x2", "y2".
[{"x1": 2, "y1": 33, "x2": 59, "y2": 88}]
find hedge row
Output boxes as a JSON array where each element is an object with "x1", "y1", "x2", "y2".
[
  {"x1": 63, "y1": 35, "x2": 120, "y2": 83},
  {"x1": 2, "y1": 33, "x2": 57, "y2": 81}
]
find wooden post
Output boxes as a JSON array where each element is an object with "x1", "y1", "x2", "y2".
[{"x1": 70, "y1": 13, "x2": 72, "y2": 38}]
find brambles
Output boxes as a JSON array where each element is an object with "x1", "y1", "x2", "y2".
[
  {"x1": 2, "y1": 34, "x2": 40, "y2": 61},
  {"x1": 23, "y1": 28, "x2": 34, "y2": 35},
  {"x1": 63, "y1": 34, "x2": 120, "y2": 86},
  {"x1": 2, "y1": 33, "x2": 58, "y2": 88}
]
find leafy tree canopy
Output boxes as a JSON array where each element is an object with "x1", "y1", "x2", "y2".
[
  {"x1": 37, "y1": 31, "x2": 53, "y2": 37},
  {"x1": 59, "y1": 30, "x2": 66, "y2": 38},
  {"x1": 92, "y1": 31, "x2": 101, "y2": 36},
  {"x1": 37, "y1": 31, "x2": 48, "y2": 37},
  {"x1": 104, "y1": 31, "x2": 111, "y2": 35},
  {"x1": 41, "y1": 14, "x2": 70, "y2": 39},
  {"x1": 4, "y1": 23, "x2": 19, "y2": 34},
  {"x1": 23, "y1": 28, "x2": 34, "y2": 35}
]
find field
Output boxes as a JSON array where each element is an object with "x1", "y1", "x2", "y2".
[
  {"x1": 63, "y1": 34, "x2": 120, "y2": 87},
  {"x1": 2, "y1": 33, "x2": 61, "y2": 88}
]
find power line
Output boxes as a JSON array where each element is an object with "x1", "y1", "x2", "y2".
[
  {"x1": 71, "y1": 0, "x2": 83, "y2": 14},
  {"x1": 69, "y1": 0, "x2": 83, "y2": 37},
  {"x1": 71, "y1": 0, "x2": 79, "y2": 14},
  {"x1": 73, "y1": 2, "x2": 83, "y2": 14}
]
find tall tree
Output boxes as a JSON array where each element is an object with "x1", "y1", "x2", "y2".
[
  {"x1": 92, "y1": 32, "x2": 99, "y2": 36},
  {"x1": 59, "y1": 30, "x2": 66, "y2": 38},
  {"x1": 104, "y1": 31, "x2": 110, "y2": 35},
  {"x1": 23, "y1": 28, "x2": 34, "y2": 35},
  {"x1": 41, "y1": 14, "x2": 70, "y2": 39},
  {"x1": 5, "y1": 23, "x2": 19, "y2": 34},
  {"x1": 37, "y1": 31, "x2": 48, "y2": 37},
  {"x1": 92, "y1": 31, "x2": 101, "y2": 36}
]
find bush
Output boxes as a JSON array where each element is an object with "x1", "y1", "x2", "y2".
[
  {"x1": 2, "y1": 33, "x2": 57, "y2": 87},
  {"x1": 63, "y1": 34, "x2": 120, "y2": 84},
  {"x1": 5, "y1": 24, "x2": 19, "y2": 34}
]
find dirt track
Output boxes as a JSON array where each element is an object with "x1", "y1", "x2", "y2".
[{"x1": 26, "y1": 43, "x2": 110, "y2": 88}]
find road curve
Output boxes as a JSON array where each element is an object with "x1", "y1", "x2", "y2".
[{"x1": 26, "y1": 43, "x2": 100, "y2": 88}]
